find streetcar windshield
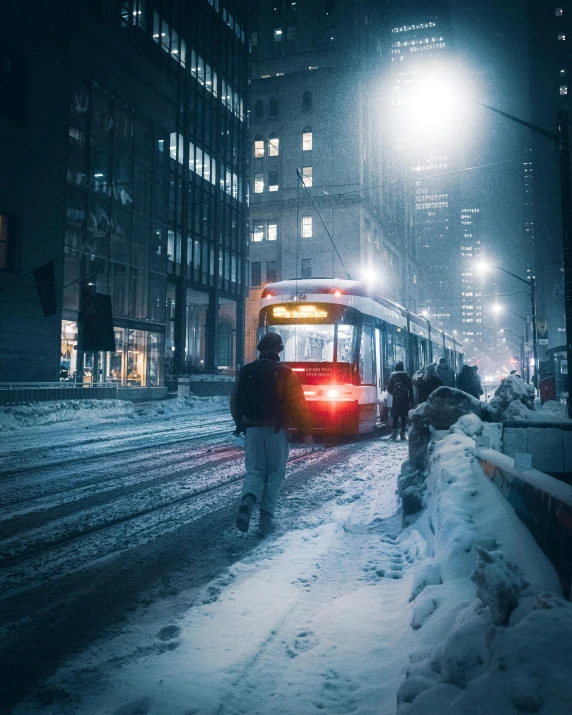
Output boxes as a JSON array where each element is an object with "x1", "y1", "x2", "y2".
[{"x1": 267, "y1": 324, "x2": 355, "y2": 363}]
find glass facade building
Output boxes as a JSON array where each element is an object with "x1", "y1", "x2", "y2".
[{"x1": 0, "y1": 0, "x2": 249, "y2": 390}]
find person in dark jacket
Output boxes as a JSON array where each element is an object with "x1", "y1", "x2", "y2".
[
  {"x1": 456, "y1": 364, "x2": 481, "y2": 399},
  {"x1": 387, "y1": 361, "x2": 414, "y2": 440},
  {"x1": 436, "y1": 357, "x2": 456, "y2": 387},
  {"x1": 471, "y1": 364, "x2": 484, "y2": 399},
  {"x1": 230, "y1": 332, "x2": 313, "y2": 534},
  {"x1": 413, "y1": 363, "x2": 444, "y2": 405}
]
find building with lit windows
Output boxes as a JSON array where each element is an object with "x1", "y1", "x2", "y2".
[
  {"x1": 386, "y1": 0, "x2": 463, "y2": 335},
  {"x1": 0, "y1": 0, "x2": 249, "y2": 392},
  {"x1": 459, "y1": 207, "x2": 483, "y2": 363},
  {"x1": 524, "y1": 0, "x2": 571, "y2": 368},
  {"x1": 244, "y1": 0, "x2": 418, "y2": 361}
]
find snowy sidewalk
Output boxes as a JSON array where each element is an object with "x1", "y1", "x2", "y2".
[{"x1": 13, "y1": 439, "x2": 420, "y2": 715}]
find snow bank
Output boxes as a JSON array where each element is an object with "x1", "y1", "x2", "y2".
[
  {"x1": 0, "y1": 395, "x2": 230, "y2": 431},
  {"x1": 138, "y1": 395, "x2": 229, "y2": 417},
  {"x1": 397, "y1": 418, "x2": 572, "y2": 715},
  {"x1": 490, "y1": 374, "x2": 536, "y2": 414},
  {"x1": 0, "y1": 399, "x2": 135, "y2": 431}
]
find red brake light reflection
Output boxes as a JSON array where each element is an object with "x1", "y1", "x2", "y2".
[{"x1": 292, "y1": 367, "x2": 305, "y2": 372}]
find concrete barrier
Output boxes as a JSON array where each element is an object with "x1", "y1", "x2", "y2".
[
  {"x1": 476, "y1": 447, "x2": 572, "y2": 600},
  {"x1": 503, "y1": 421, "x2": 572, "y2": 483}
]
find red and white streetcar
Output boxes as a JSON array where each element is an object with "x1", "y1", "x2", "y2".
[{"x1": 258, "y1": 278, "x2": 463, "y2": 435}]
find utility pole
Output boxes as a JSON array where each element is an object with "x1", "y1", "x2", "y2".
[{"x1": 558, "y1": 111, "x2": 572, "y2": 418}]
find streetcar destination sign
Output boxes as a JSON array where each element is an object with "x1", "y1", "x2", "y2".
[{"x1": 272, "y1": 305, "x2": 328, "y2": 319}]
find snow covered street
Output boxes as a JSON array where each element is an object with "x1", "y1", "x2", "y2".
[
  {"x1": 1, "y1": 399, "x2": 413, "y2": 714},
  {"x1": 2, "y1": 396, "x2": 572, "y2": 715}
]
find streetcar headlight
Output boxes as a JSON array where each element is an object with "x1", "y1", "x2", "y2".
[{"x1": 327, "y1": 389, "x2": 339, "y2": 398}]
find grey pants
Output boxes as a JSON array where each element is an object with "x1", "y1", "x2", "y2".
[{"x1": 241, "y1": 427, "x2": 289, "y2": 516}]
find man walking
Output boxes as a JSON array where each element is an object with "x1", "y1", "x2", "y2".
[{"x1": 230, "y1": 332, "x2": 313, "y2": 534}]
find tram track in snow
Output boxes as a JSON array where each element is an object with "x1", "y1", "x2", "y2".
[
  {"x1": 0, "y1": 431, "x2": 388, "y2": 604},
  {"x1": 0, "y1": 419, "x2": 235, "y2": 479},
  {"x1": 0, "y1": 446, "x2": 325, "y2": 574}
]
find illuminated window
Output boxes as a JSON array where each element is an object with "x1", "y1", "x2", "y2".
[
  {"x1": 560, "y1": 85, "x2": 568, "y2": 95},
  {"x1": 558, "y1": 33, "x2": 566, "y2": 40},
  {"x1": 0, "y1": 215, "x2": 10, "y2": 270},
  {"x1": 268, "y1": 222, "x2": 278, "y2": 241},
  {"x1": 274, "y1": 27, "x2": 283, "y2": 41},
  {"x1": 268, "y1": 171, "x2": 279, "y2": 191},
  {"x1": 302, "y1": 91, "x2": 312, "y2": 112},
  {"x1": 302, "y1": 215, "x2": 313, "y2": 237},
  {"x1": 269, "y1": 133, "x2": 279, "y2": 156},
  {"x1": 253, "y1": 223, "x2": 264, "y2": 242},
  {"x1": 267, "y1": 261, "x2": 277, "y2": 283},
  {"x1": 556, "y1": 7, "x2": 563, "y2": 16},
  {"x1": 254, "y1": 173, "x2": 264, "y2": 193},
  {"x1": 302, "y1": 166, "x2": 313, "y2": 187},
  {"x1": 301, "y1": 258, "x2": 312, "y2": 278},
  {"x1": 254, "y1": 135, "x2": 264, "y2": 157},
  {"x1": 302, "y1": 126, "x2": 312, "y2": 151},
  {"x1": 251, "y1": 261, "x2": 261, "y2": 286}
]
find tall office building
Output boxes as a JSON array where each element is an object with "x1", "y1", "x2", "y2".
[
  {"x1": 525, "y1": 0, "x2": 571, "y2": 367},
  {"x1": 0, "y1": 0, "x2": 249, "y2": 393},
  {"x1": 244, "y1": 0, "x2": 418, "y2": 361},
  {"x1": 387, "y1": 0, "x2": 463, "y2": 336}
]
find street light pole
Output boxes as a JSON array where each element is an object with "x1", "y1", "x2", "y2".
[
  {"x1": 558, "y1": 111, "x2": 572, "y2": 418},
  {"x1": 492, "y1": 274, "x2": 535, "y2": 384},
  {"x1": 472, "y1": 102, "x2": 571, "y2": 413}
]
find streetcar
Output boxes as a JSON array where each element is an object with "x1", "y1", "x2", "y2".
[{"x1": 257, "y1": 278, "x2": 464, "y2": 435}]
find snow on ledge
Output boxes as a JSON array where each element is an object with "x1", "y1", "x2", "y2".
[
  {"x1": 0, "y1": 399, "x2": 135, "y2": 431},
  {"x1": 397, "y1": 425, "x2": 572, "y2": 714}
]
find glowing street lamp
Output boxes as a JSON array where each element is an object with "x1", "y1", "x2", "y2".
[{"x1": 479, "y1": 261, "x2": 537, "y2": 385}]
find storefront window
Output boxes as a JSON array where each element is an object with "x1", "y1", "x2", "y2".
[
  {"x1": 106, "y1": 328, "x2": 126, "y2": 385},
  {"x1": 147, "y1": 332, "x2": 164, "y2": 386},
  {"x1": 127, "y1": 329, "x2": 147, "y2": 386},
  {"x1": 60, "y1": 321, "x2": 78, "y2": 381}
]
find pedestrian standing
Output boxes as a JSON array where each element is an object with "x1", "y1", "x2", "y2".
[
  {"x1": 436, "y1": 357, "x2": 456, "y2": 387},
  {"x1": 471, "y1": 364, "x2": 484, "y2": 400},
  {"x1": 387, "y1": 361, "x2": 414, "y2": 440},
  {"x1": 456, "y1": 364, "x2": 482, "y2": 399},
  {"x1": 230, "y1": 332, "x2": 313, "y2": 534},
  {"x1": 413, "y1": 363, "x2": 444, "y2": 404}
]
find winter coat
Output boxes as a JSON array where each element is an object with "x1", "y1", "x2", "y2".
[
  {"x1": 416, "y1": 374, "x2": 443, "y2": 404},
  {"x1": 436, "y1": 363, "x2": 456, "y2": 388},
  {"x1": 230, "y1": 352, "x2": 312, "y2": 436},
  {"x1": 456, "y1": 365, "x2": 481, "y2": 399},
  {"x1": 472, "y1": 372, "x2": 483, "y2": 398},
  {"x1": 387, "y1": 370, "x2": 414, "y2": 417}
]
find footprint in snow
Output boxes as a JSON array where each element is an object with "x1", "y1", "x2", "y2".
[
  {"x1": 157, "y1": 625, "x2": 181, "y2": 641},
  {"x1": 287, "y1": 630, "x2": 320, "y2": 657}
]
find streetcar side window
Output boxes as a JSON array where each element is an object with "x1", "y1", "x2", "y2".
[{"x1": 359, "y1": 323, "x2": 375, "y2": 385}]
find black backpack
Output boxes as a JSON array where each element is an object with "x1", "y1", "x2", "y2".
[
  {"x1": 236, "y1": 359, "x2": 282, "y2": 422},
  {"x1": 392, "y1": 379, "x2": 409, "y2": 403}
]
